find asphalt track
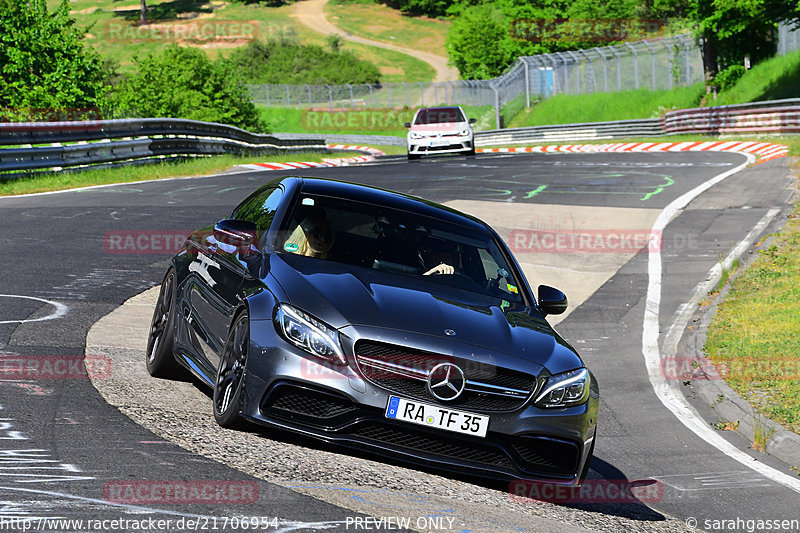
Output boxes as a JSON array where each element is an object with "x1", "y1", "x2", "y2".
[{"x1": 0, "y1": 151, "x2": 797, "y2": 532}]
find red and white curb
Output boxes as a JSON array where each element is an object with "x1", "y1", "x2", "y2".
[
  {"x1": 478, "y1": 141, "x2": 789, "y2": 164},
  {"x1": 240, "y1": 144, "x2": 386, "y2": 171}
]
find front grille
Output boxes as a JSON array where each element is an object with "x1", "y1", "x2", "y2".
[
  {"x1": 352, "y1": 422, "x2": 515, "y2": 470},
  {"x1": 355, "y1": 340, "x2": 538, "y2": 412},
  {"x1": 511, "y1": 437, "x2": 579, "y2": 476}
]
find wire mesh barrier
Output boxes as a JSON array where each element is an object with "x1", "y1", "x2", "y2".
[{"x1": 249, "y1": 27, "x2": 799, "y2": 130}]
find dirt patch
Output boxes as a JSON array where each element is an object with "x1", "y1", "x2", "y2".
[
  {"x1": 112, "y1": 4, "x2": 140, "y2": 12},
  {"x1": 71, "y1": 7, "x2": 100, "y2": 15},
  {"x1": 179, "y1": 38, "x2": 252, "y2": 49}
]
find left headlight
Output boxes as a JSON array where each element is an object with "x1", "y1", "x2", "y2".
[
  {"x1": 534, "y1": 368, "x2": 590, "y2": 408},
  {"x1": 275, "y1": 304, "x2": 345, "y2": 365}
]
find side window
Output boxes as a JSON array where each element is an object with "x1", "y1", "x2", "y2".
[{"x1": 231, "y1": 187, "x2": 283, "y2": 237}]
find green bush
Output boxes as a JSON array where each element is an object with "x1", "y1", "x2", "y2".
[
  {"x1": 227, "y1": 39, "x2": 381, "y2": 85},
  {"x1": 110, "y1": 45, "x2": 266, "y2": 131},
  {"x1": 710, "y1": 65, "x2": 747, "y2": 92}
]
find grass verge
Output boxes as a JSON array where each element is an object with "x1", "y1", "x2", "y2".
[
  {"x1": 705, "y1": 192, "x2": 800, "y2": 435},
  {"x1": 0, "y1": 150, "x2": 381, "y2": 196}
]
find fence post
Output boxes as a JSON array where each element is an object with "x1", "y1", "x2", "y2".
[
  {"x1": 388, "y1": 84, "x2": 393, "y2": 108},
  {"x1": 523, "y1": 59, "x2": 530, "y2": 108},
  {"x1": 305, "y1": 84, "x2": 312, "y2": 107},
  {"x1": 625, "y1": 42, "x2": 639, "y2": 89},
  {"x1": 369, "y1": 85, "x2": 374, "y2": 108},
  {"x1": 265, "y1": 85, "x2": 270, "y2": 107},
  {"x1": 434, "y1": 84, "x2": 439, "y2": 105},
  {"x1": 492, "y1": 85, "x2": 500, "y2": 130},
  {"x1": 285, "y1": 84, "x2": 291, "y2": 107},
  {"x1": 597, "y1": 49, "x2": 608, "y2": 92},
  {"x1": 643, "y1": 40, "x2": 657, "y2": 90},
  {"x1": 347, "y1": 83, "x2": 354, "y2": 107},
  {"x1": 325, "y1": 84, "x2": 333, "y2": 110},
  {"x1": 418, "y1": 82, "x2": 424, "y2": 106},
  {"x1": 402, "y1": 82, "x2": 408, "y2": 108},
  {"x1": 664, "y1": 40, "x2": 674, "y2": 89}
]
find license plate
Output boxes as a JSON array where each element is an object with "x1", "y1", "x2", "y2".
[
  {"x1": 429, "y1": 139, "x2": 450, "y2": 147},
  {"x1": 385, "y1": 396, "x2": 489, "y2": 437}
]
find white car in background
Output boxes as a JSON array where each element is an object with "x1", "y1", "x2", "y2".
[{"x1": 405, "y1": 106, "x2": 476, "y2": 160}]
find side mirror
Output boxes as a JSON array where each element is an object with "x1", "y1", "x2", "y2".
[
  {"x1": 214, "y1": 219, "x2": 257, "y2": 251},
  {"x1": 469, "y1": 118, "x2": 477, "y2": 124},
  {"x1": 403, "y1": 122, "x2": 411, "y2": 128},
  {"x1": 538, "y1": 285, "x2": 567, "y2": 316}
]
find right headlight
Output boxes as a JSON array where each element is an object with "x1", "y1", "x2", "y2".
[
  {"x1": 409, "y1": 131, "x2": 425, "y2": 140},
  {"x1": 534, "y1": 368, "x2": 590, "y2": 408},
  {"x1": 274, "y1": 304, "x2": 345, "y2": 365}
]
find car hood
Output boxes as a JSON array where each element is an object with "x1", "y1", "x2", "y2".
[
  {"x1": 270, "y1": 254, "x2": 582, "y2": 373},
  {"x1": 409, "y1": 122, "x2": 469, "y2": 133}
]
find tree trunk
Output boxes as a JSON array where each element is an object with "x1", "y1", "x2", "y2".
[
  {"x1": 140, "y1": 0, "x2": 147, "y2": 25},
  {"x1": 701, "y1": 31, "x2": 718, "y2": 94}
]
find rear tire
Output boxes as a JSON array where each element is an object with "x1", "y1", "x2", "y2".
[
  {"x1": 213, "y1": 311, "x2": 250, "y2": 429},
  {"x1": 146, "y1": 269, "x2": 181, "y2": 378}
]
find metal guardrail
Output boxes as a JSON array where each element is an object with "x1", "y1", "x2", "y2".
[
  {"x1": 0, "y1": 118, "x2": 325, "y2": 174},
  {"x1": 474, "y1": 118, "x2": 663, "y2": 146},
  {"x1": 663, "y1": 99, "x2": 800, "y2": 135}
]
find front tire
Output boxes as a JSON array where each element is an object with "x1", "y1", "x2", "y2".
[
  {"x1": 146, "y1": 269, "x2": 180, "y2": 378},
  {"x1": 213, "y1": 311, "x2": 250, "y2": 428},
  {"x1": 407, "y1": 152, "x2": 420, "y2": 160}
]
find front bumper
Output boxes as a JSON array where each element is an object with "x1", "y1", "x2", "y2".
[
  {"x1": 242, "y1": 319, "x2": 598, "y2": 484},
  {"x1": 407, "y1": 137, "x2": 474, "y2": 156}
]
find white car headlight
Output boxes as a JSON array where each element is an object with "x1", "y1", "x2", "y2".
[
  {"x1": 275, "y1": 304, "x2": 345, "y2": 364},
  {"x1": 458, "y1": 129, "x2": 471, "y2": 137},
  {"x1": 409, "y1": 132, "x2": 425, "y2": 140},
  {"x1": 534, "y1": 368, "x2": 590, "y2": 408}
]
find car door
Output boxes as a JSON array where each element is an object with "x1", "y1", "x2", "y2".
[{"x1": 186, "y1": 185, "x2": 285, "y2": 372}]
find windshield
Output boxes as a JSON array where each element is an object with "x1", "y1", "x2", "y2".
[
  {"x1": 414, "y1": 108, "x2": 466, "y2": 125},
  {"x1": 279, "y1": 193, "x2": 523, "y2": 303}
]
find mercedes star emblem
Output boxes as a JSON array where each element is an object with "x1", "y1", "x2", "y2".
[{"x1": 427, "y1": 363, "x2": 466, "y2": 401}]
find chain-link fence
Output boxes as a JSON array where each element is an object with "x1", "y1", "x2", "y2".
[
  {"x1": 778, "y1": 22, "x2": 800, "y2": 55},
  {"x1": 249, "y1": 28, "x2": 800, "y2": 129}
]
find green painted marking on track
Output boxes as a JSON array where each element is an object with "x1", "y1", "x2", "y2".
[
  {"x1": 641, "y1": 176, "x2": 675, "y2": 201},
  {"x1": 524, "y1": 185, "x2": 547, "y2": 198}
]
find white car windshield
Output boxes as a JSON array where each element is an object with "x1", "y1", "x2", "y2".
[{"x1": 414, "y1": 108, "x2": 466, "y2": 125}]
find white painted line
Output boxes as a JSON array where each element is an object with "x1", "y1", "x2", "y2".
[
  {"x1": 0, "y1": 295, "x2": 68, "y2": 324},
  {"x1": 643, "y1": 154, "x2": 800, "y2": 494}
]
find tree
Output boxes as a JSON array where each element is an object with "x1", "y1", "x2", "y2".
[
  {"x1": 0, "y1": 0, "x2": 107, "y2": 111},
  {"x1": 690, "y1": 0, "x2": 800, "y2": 91},
  {"x1": 110, "y1": 45, "x2": 266, "y2": 131}
]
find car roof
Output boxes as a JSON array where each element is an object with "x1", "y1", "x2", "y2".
[{"x1": 293, "y1": 177, "x2": 488, "y2": 232}]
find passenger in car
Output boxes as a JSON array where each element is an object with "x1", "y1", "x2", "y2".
[{"x1": 285, "y1": 214, "x2": 335, "y2": 259}]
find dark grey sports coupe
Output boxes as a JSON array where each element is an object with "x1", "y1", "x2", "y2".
[{"x1": 147, "y1": 176, "x2": 598, "y2": 485}]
